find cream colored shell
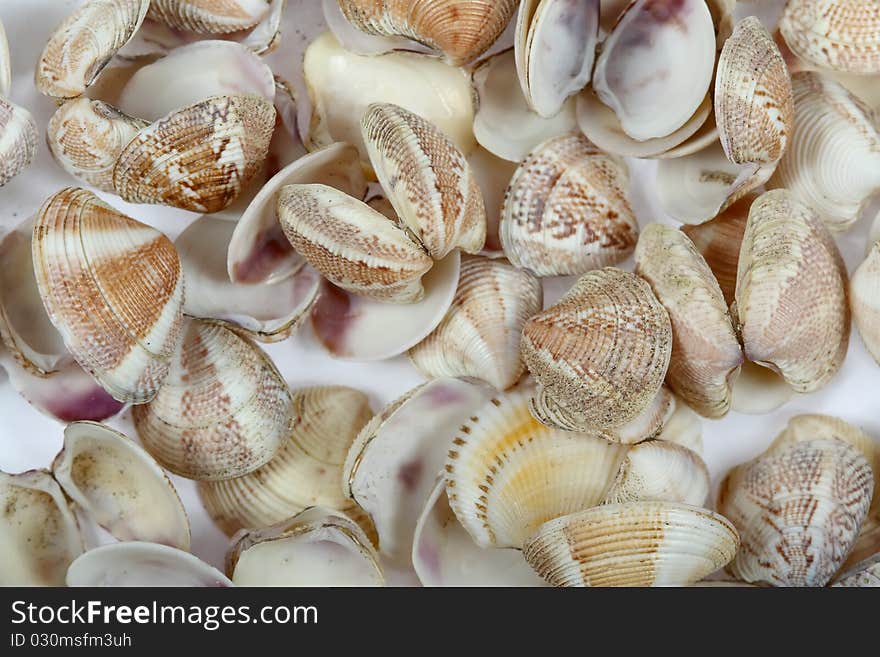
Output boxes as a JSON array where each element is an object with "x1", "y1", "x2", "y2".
[{"x1": 0, "y1": 98, "x2": 38, "y2": 187}]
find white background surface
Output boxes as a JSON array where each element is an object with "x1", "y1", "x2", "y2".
[{"x1": 1, "y1": 0, "x2": 878, "y2": 577}]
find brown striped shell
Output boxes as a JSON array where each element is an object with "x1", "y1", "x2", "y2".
[
  {"x1": 33, "y1": 188, "x2": 185, "y2": 404},
  {"x1": 0, "y1": 98, "x2": 38, "y2": 187},
  {"x1": 500, "y1": 133, "x2": 638, "y2": 277},
  {"x1": 147, "y1": 0, "x2": 270, "y2": 34}
]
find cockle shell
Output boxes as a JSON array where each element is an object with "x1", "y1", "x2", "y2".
[
  {"x1": 500, "y1": 133, "x2": 638, "y2": 277},
  {"x1": 132, "y1": 319, "x2": 292, "y2": 481},
  {"x1": 408, "y1": 256, "x2": 542, "y2": 390},
  {"x1": 635, "y1": 224, "x2": 743, "y2": 418},
  {"x1": 147, "y1": 0, "x2": 270, "y2": 34},
  {"x1": 322, "y1": 0, "x2": 429, "y2": 56},
  {"x1": 833, "y1": 553, "x2": 880, "y2": 587},
  {"x1": 0, "y1": 98, "x2": 38, "y2": 187},
  {"x1": 336, "y1": 0, "x2": 518, "y2": 66},
  {"x1": 47, "y1": 98, "x2": 147, "y2": 193},
  {"x1": 851, "y1": 239, "x2": 880, "y2": 369},
  {"x1": 113, "y1": 94, "x2": 276, "y2": 213},
  {"x1": 362, "y1": 103, "x2": 487, "y2": 260},
  {"x1": 735, "y1": 189, "x2": 850, "y2": 393},
  {"x1": 0, "y1": 470, "x2": 83, "y2": 586},
  {"x1": 33, "y1": 188, "x2": 185, "y2": 404},
  {"x1": 226, "y1": 507, "x2": 384, "y2": 587},
  {"x1": 36, "y1": 0, "x2": 150, "y2": 99},
  {"x1": 656, "y1": 397, "x2": 704, "y2": 456},
  {"x1": 523, "y1": 501, "x2": 739, "y2": 587},
  {"x1": 780, "y1": 0, "x2": 880, "y2": 74},
  {"x1": 521, "y1": 268, "x2": 672, "y2": 432}
]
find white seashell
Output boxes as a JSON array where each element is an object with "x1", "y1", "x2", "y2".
[
  {"x1": 729, "y1": 361, "x2": 796, "y2": 415},
  {"x1": 0, "y1": 98, "x2": 38, "y2": 187},
  {"x1": 833, "y1": 553, "x2": 880, "y2": 587},
  {"x1": 656, "y1": 397, "x2": 704, "y2": 456},
  {"x1": 467, "y1": 147, "x2": 518, "y2": 255},
  {"x1": 148, "y1": 0, "x2": 270, "y2": 34},
  {"x1": 851, "y1": 240, "x2": 880, "y2": 365},
  {"x1": 0, "y1": 18, "x2": 10, "y2": 97}
]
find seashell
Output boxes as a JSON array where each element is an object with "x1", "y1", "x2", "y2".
[
  {"x1": 336, "y1": 0, "x2": 518, "y2": 66},
  {"x1": 278, "y1": 183, "x2": 434, "y2": 304},
  {"x1": 833, "y1": 553, "x2": 880, "y2": 587},
  {"x1": 67, "y1": 542, "x2": 232, "y2": 586},
  {"x1": 467, "y1": 147, "x2": 518, "y2": 254},
  {"x1": 147, "y1": 0, "x2": 270, "y2": 34},
  {"x1": 237, "y1": 0, "x2": 285, "y2": 55},
  {"x1": 33, "y1": 188, "x2": 185, "y2": 403},
  {"x1": 718, "y1": 437, "x2": 873, "y2": 586},
  {"x1": 768, "y1": 71, "x2": 880, "y2": 232},
  {"x1": 303, "y1": 33, "x2": 475, "y2": 166},
  {"x1": 0, "y1": 470, "x2": 83, "y2": 586},
  {"x1": 521, "y1": 268, "x2": 672, "y2": 432},
  {"x1": 52, "y1": 421, "x2": 190, "y2": 550},
  {"x1": 473, "y1": 49, "x2": 579, "y2": 163},
  {"x1": 322, "y1": 0, "x2": 423, "y2": 56},
  {"x1": 36, "y1": 0, "x2": 150, "y2": 99},
  {"x1": 132, "y1": 318, "x2": 292, "y2": 481},
  {"x1": 408, "y1": 256, "x2": 543, "y2": 390},
  {"x1": 362, "y1": 103, "x2": 487, "y2": 260},
  {"x1": 0, "y1": 98, "x2": 38, "y2": 187},
  {"x1": 780, "y1": 0, "x2": 880, "y2": 74},
  {"x1": 851, "y1": 240, "x2": 880, "y2": 365},
  {"x1": 656, "y1": 397, "x2": 704, "y2": 455},
  {"x1": 523, "y1": 501, "x2": 739, "y2": 587},
  {"x1": 729, "y1": 360, "x2": 796, "y2": 415},
  {"x1": 735, "y1": 189, "x2": 850, "y2": 393},
  {"x1": 598, "y1": 385, "x2": 675, "y2": 444},
  {"x1": 47, "y1": 98, "x2": 147, "y2": 192},
  {"x1": 592, "y1": 0, "x2": 716, "y2": 140},
  {"x1": 500, "y1": 133, "x2": 638, "y2": 277},
  {"x1": 199, "y1": 386, "x2": 373, "y2": 537},
  {"x1": 0, "y1": 18, "x2": 10, "y2": 97},
  {"x1": 113, "y1": 94, "x2": 276, "y2": 214},
  {"x1": 634, "y1": 224, "x2": 743, "y2": 418},
  {"x1": 343, "y1": 378, "x2": 493, "y2": 564},
  {"x1": 654, "y1": 113, "x2": 720, "y2": 161},
  {"x1": 226, "y1": 507, "x2": 384, "y2": 587}
]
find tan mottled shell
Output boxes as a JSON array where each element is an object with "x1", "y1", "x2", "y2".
[
  {"x1": 47, "y1": 98, "x2": 147, "y2": 193},
  {"x1": 851, "y1": 241, "x2": 880, "y2": 365},
  {"x1": 199, "y1": 386, "x2": 373, "y2": 537},
  {"x1": 500, "y1": 133, "x2": 637, "y2": 277},
  {"x1": 833, "y1": 553, "x2": 880, "y2": 587},
  {"x1": 277, "y1": 183, "x2": 433, "y2": 304},
  {"x1": 521, "y1": 268, "x2": 672, "y2": 432},
  {"x1": 523, "y1": 501, "x2": 739, "y2": 587},
  {"x1": 635, "y1": 224, "x2": 743, "y2": 418},
  {"x1": 131, "y1": 319, "x2": 292, "y2": 481},
  {"x1": 781, "y1": 0, "x2": 880, "y2": 74},
  {"x1": 113, "y1": 94, "x2": 276, "y2": 213},
  {"x1": 0, "y1": 98, "x2": 38, "y2": 188},
  {"x1": 148, "y1": 0, "x2": 269, "y2": 34},
  {"x1": 715, "y1": 17, "x2": 793, "y2": 166},
  {"x1": 735, "y1": 190, "x2": 850, "y2": 393},
  {"x1": 408, "y1": 257, "x2": 542, "y2": 390},
  {"x1": 603, "y1": 441, "x2": 711, "y2": 507},
  {"x1": 33, "y1": 188, "x2": 185, "y2": 404},
  {"x1": 337, "y1": 0, "x2": 518, "y2": 65},
  {"x1": 718, "y1": 438, "x2": 873, "y2": 586},
  {"x1": 361, "y1": 103, "x2": 487, "y2": 260},
  {"x1": 36, "y1": 0, "x2": 150, "y2": 99}
]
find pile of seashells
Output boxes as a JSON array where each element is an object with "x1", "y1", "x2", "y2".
[{"x1": 1, "y1": 0, "x2": 880, "y2": 588}]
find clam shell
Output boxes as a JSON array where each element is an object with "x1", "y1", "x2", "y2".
[
  {"x1": 322, "y1": 0, "x2": 428, "y2": 56},
  {"x1": 0, "y1": 18, "x2": 10, "y2": 97},
  {"x1": 33, "y1": 188, "x2": 185, "y2": 403},
  {"x1": 729, "y1": 360, "x2": 796, "y2": 415},
  {"x1": 833, "y1": 553, "x2": 880, "y2": 587},
  {"x1": 36, "y1": 0, "x2": 150, "y2": 99},
  {"x1": 132, "y1": 318, "x2": 292, "y2": 481},
  {"x1": 467, "y1": 147, "x2": 518, "y2": 254},
  {"x1": 147, "y1": 0, "x2": 269, "y2": 34},
  {"x1": 500, "y1": 133, "x2": 638, "y2": 277},
  {"x1": 0, "y1": 98, "x2": 38, "y2": 187},
  {"x1": 523, "y1": 501, "x2": 739, "y2": 587},
  {"x1": 735, "y1": 189, "x2": 850, "y2": 393},
  {"x1": 408, "y1": 256, "x2": 543, "y2": 390},
  {"x1": 635, "y1": 224, "x2": 743, "y2": 418},
  {"x1": 603, "y1": 441, "x2": 710, "y2": 507},
  {"x1": 521, "y1": 268, "x2": 672, "y2": 432},
  {"x1": 656, "y1": 397, "x2": 704, "y2": 456},
  {"x1": 113, "y1": 94, "x2": 276, "y2": 214},
  {"x1": 851, "y1": 240, "x2": 880, "y2": 365}
]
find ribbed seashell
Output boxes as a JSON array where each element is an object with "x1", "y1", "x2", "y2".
[
  {"x1": 337, "y1": 0, "x2": 518, "y2": 66},
  {"x1": 718, "y1": 438, "x2": 873, "y2": 586},
  {"x1": 0, "y1": 470, "x2": 83, "y2": 586},
  {"x1": 0, "y1": 19, "x2": 10, "y2": 97},
  {"x1": 36, "y1": 0, "x2": 150, "y2": 99},
  {"x1": 113, "y1": 94, "x2": 276, "y2": 214},
  {"x1": 52, "y1": 422, "x2": 190, "y2": 550},
  {"x1": 521, "y1": 268, "x2": 672, "y2": 432},
  {"x1": 226, "y1": 507, "x2": 384, "y2": 587},
  {"x1": 598, "y1": 385, "x2": 675, "y2": 444},
  {"x1": 199, "y1": 386, "x2": 373, "y2": 537},
  {"x1": 833, "y1": 554, "x2": 880, "y2": 587},
  {"x1": 0, "y1": 98, "x2": 38, "y2": 187},
  {"x1": 523, "y1": 501, "x2": 740, "y2": 587},
  {"x1": 33, "y1": 188, "x2": 185, "y2": 403},
  {"x1": 147, "y1": 0, "x2": 270, "y2": 34},
  {"x1": 780, "y1": 0, "x2": 880, "y2": 74},
  {"x1": 47, "y1": 98, "x2": 147, "y2": 193},
  {"x1": 715, "y1": 17, "x2": 793, "y2": 166},
  {"x1": 603, "y1": 441, "x2": 710, "y2": 507},
  {"x1": 408, "y1": 257, "x2": 542, "y2": 390},
  {"x1": 851, "y1": 241, "x2": 880, "y2": 364},
  {"x1": 635, "y1": 224, "x2": 743, "y2": 418},
  {"x1": 131, "y1": 319, "x2": 292, "y2": 481},
  {"x1": 768, "y1": 71, "x2": 880, "y2": 232},
  {"x1": 500, "y1": 133, "x2": 638, "y2": 277},
  {"x1": 362, "y1": 103, "x2": 486, "y2": 260},
  {"x1": 735, "y1": 189, "x2": 850, "y2": 393},
  {"x1": 277, "y1": 184, "x2": 433, "y2": 304}
]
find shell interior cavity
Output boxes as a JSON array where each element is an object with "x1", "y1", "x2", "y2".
[{"x1": 147, "y1": 0, "x2": 270, "y2": 35}]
